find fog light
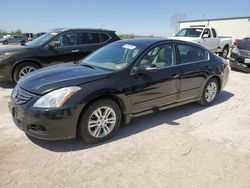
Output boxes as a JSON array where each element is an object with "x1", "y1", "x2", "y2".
[{"x1": 245, "y1": 58, "x2": 250, "y2": 64}]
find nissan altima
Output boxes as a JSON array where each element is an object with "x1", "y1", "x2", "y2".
[{"x1": 9, "y1": 38, "x2": 229, "y2": 143}]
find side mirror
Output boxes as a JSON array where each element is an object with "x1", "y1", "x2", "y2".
[
  {"x1": 48, "y1": 42, "x2": 56, "y2": 49},
  {"x1": 202, "y1": 34, "x2": 209, "y2": 38},
  {"x1": 132, "y1": 65, "x2": 158, "y2": 74}
]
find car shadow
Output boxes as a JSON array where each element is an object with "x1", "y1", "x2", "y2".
[
  {"x1": 28, "y1": 90, "x2": 234, "y2": 152},
  {"x1": 0, "y1": 81, "x2": 15, "y2": 89}
]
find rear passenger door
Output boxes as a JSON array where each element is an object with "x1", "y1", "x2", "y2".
[
  {"x1": 75, "y1": 32, "x2": 103, "y2": 61},
  {"x1": 175, "y1": 42, "x2": 210, "y2": 101}
]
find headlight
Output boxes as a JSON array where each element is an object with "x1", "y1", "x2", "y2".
[
  {"x1": 33, "y1": 86, "x2": 81, "y2": 108},
  {"x1": 245, "y1": 58, "x2": 250, "y2": 64},
  {"x1": 0, "y1": 53, "x2": 12, "y2": 61}
]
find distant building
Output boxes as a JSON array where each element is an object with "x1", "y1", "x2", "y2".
[{"x1": 179, "y1": 16, "x2": 250, "y2": 41}]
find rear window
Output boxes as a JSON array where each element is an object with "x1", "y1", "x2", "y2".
[
  {"x1": 211, "y1": 28, "x2": 217, "y2": 38},
  {"x1": 177, "y1": 43, "x2": 209, "y2": 64},
  {"x1": 77, "y1": 33, "x2": 100, "y2": 45}
]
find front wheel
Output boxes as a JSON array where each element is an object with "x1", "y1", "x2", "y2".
[
  {"x1": 13, "y1": 62, "x2": 39, "y2": 82},
  {"x1": 21, "y1": 41, "x2": 26, "y2": 46},
  {"x1": 78, "y1": 99, "x2": 121, "y2": 143},
  {"x1": 199, "y1": 78, "x2": 219, "y2": 106},
  {"x1": 3, "y1": 41, "x2": 8, "y2": 45}
]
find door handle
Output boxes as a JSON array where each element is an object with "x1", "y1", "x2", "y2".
[{"x1": 71, "y1": 49, "x2": 80, "y2": 53}]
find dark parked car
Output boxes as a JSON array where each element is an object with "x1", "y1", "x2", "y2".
[
  {"x1": 230, "y1": 37, "x2": 250, "y2": 73},
  {"x1": 0, "y1": 35, "x2": 28, "y2": 45},
  {"x1": 0, "y1": 28, "x2": 120, "y2": 82},
  {"x1": 9, "y1": 39, "x2": 229, "y2": 143}
]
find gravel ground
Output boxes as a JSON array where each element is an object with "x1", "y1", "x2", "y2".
[{"x1": 0, "y1": 70, "x2": 250, "y2": 188}]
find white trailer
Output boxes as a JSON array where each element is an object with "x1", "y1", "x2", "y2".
[{"x1": 179, "y1": 16, "x2": 250, "y2": 42}]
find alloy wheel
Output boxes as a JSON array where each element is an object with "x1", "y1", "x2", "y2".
[
  {"x1": 19, "y1": 66, "x2": 37, "y2": 78},
  {"x1": 205, "y1": 82, "x2": 217, "y2": 103},
  {"x1": 88, "y1": 106, "x2": 116, "y2": 138}
]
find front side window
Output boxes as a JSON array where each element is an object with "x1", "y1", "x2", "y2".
[
  {"x1": 177, "y1": 43, "x2": 209, "y2": 64},
  {"x1": 26, "y1": 32, "x2": 58, "y2": 47},
  {"x1": 77, "y1": 33, "x2": 100, "y2": 45},
  {"x1": 81, "y1": 42, "x2": 145, "y2": 71},
  {"x1": 139, "y1": 43, "x2": 175, "y2": 69},
  {"x1": 52, "y1": 33, "x2": 77, "y2": 47}
]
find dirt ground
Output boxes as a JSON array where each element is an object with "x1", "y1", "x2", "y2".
[{"x1": 0, "y1": 69, "x2": 250, "y2": 188}]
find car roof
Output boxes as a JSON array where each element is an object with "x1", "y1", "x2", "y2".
[
  {"x1": 50, "y1": 28, "x2": 116, "y2": 33},
  {"x1": 117, "y1": 38, "x2": 167, "y2": 45}
]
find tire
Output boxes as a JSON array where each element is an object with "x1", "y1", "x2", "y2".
[
  {"x1": 78, "y1": 99, "x2": 121, "y2": 144},
  {"x1": 3, "y1": 41, "x2": 8, "y2": 45},
  {"x1": 219, "y1": 46, "x2": 229, "y2": 59},
  {"x1": 13, "y1": 62, "x2": 40, "y2": 82},
  {"x1": 21, "y1": 41, "x2": 26, "y2": 46},
  {"x1": 199, "y1": 78, "x2": 219, "y2": 106}
]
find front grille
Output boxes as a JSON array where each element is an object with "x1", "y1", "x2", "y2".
[
  {"x1": 239, "y1": 49, "x2": 250, "y2": 57},
  {"x1": 12, "y1": 86, "x2": 35, "y2": 105}
]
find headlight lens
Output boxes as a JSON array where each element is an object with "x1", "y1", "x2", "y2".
[
  {"x1": 33, "y1": 86, "x2": 81, "y2": 108},
  {"x1": 0, "y1": 53, "x2": 12, "y2": 61}
]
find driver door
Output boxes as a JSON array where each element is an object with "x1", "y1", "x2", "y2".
[
  {"x1": 42, "y1": 33, "x2": 78, "y2": 66},
  {"x1": 129, "y1": 42, "x2": 181, "y2": 114}
]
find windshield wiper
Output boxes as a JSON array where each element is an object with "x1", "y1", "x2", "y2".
[{"x1": 80, "y1": 63, "x2": 96, "y2": 69}]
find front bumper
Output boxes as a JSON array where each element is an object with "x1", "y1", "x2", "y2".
[
  {"x1": 229, "y1": 57, "x2": 250, "y2": 73},
  {"x1": 0, "y1": 62, "x2": 13, "y2": 81},
  {"x1": 8, "y1": 100, "x2": 83, "y2": 140}
]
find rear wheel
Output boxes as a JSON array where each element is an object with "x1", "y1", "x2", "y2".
[
  {"x1": 3, "y1": 41, "x2": 8, "y2": 45},
  {"x1": 13, "y1": 62, "x2": 40, "y2": 82},
  {"x1": 78, "y1": 99, "x2": 121, "y2": 143},
  {"x1": 199, "y1": 78, "x2": 219, "y2": 106},
  {"x1": 219, "y1": 46, "x2": 229, "y2": 59}
]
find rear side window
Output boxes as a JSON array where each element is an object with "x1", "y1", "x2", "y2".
[
  {"x1": 100, "y1": 33, "x2": 110, "y2": 42},
  {"x1": 211, "y1": 28, "x2": 217, "y2": 38},
  {"x1": 77, "y1": 33, "x2": 100, "y2": 45},
  {"x1": 177, "y1": 43, "x2": 209, "y2": 64}
]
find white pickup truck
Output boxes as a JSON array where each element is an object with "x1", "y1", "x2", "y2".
[{"x1": 171, "y1": 27, "x2": 232, "y2": 58}]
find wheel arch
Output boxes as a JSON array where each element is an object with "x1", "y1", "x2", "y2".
[
  {"x1": 203, "y1": 75, "x2": 222, "y2": 93},
  {"x1": 11, "y1": 59, "x2": 42, "y2": 81},
  {"x1": 76, "y1": 94, "x2": 127, "y2": 133}
]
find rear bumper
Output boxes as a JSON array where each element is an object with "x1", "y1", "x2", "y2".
[{"x1": 229, "y1": 57, "x2": 250, "y2": 73}]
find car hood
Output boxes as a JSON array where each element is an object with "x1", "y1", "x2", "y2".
[
  {"x1": 0, "y1": 45, "x2": 26, "y2": 54},
  {"x1": 18, "y1": 63, "x2": 112, "y2": 95}
]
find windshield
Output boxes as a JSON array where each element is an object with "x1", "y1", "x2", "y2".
[
  {"x1": 175, "y1": 28, "x2": 203, "y2": 37},
  {"x1": 80, "y1": 42, "x2": 145, "y2": 71},
  {"x1": 26, "y1": 32, "x2": 58, "y2": 47}
]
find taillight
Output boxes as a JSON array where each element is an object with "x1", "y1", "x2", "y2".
[{"x1": 234, "y1": 39, "x2": 241, "y2": 45}]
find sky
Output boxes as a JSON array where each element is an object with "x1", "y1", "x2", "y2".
[{"x1": 0, "y1": 0, "x2": 249, "y2": 37}]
